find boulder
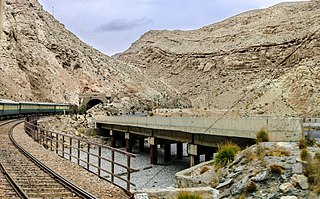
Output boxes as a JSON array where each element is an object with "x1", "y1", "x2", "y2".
[
  {"x1": 291, "y1": 174, "x2": 309, "y2": 190},
  {"x1": 230, "y1": 175, "x2": 249, "y2": 195},
  {"x1": 292, "y1": 163, "x2": 303, "y2": 174},
  {"x1": 251, "y1": 170, "x2": 269, "y2": 182},
  {"x1": 280, "y1": 182, "x2": 294, "y2": 193},
  {"x1": 280, "y1": 196, "x2": 298, "y2": 199}
]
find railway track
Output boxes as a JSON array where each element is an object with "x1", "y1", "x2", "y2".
[{"x1": 0, "y1": 119, "x2": 97, "y2": 199}]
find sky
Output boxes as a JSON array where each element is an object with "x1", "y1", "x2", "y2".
[{"x1": 38, "y1": 0, "x2": 309, "y2": 56}]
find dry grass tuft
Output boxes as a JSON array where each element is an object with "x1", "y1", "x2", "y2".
[
  {"x1": 256, "y1": 129, "x2": 269, "y2": 143},
  {"x1": 300, "y1": 148, "x2": 311, "y2": 161},
  {"x1": 270, "y1": 164, "x2": 284, "y2": 174},
  {"x1": 199, "y1": 166, "x2": 210, "y2": 175},
  {"x1": 266, "y1": 148, "x2": 290, "y2": 157}
]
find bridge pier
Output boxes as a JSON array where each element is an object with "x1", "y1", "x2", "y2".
[
  {"x1": 139, "y1": 139, "x2": 145, "y2": 152},
  {"x1": 163, "y1": 143, "x2": 171, "y2": 162},
  {"x1": 188, "y1": 144, "x2": 199, "y2": 167},
  {"x1": 176, "y1": 142, "x2": 183, "y2": 160},
  {"x1": 148, "y1": 137, "x2": 158, "y2": 164},
  {"x1": 110, "y1": 130, "x2": 116, "y2": 147},
  {"x1": 125, "y1": 133, "x2": 133, "y2": 153}
]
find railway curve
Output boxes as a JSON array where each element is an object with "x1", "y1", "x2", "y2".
[{"x1": 0, "y1": 119, "x2": 97, "y2": 199}]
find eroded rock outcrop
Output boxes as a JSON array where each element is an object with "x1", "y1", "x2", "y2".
[
  {"x1": 0, "y1": 0, "x2": 181, "y2": 109},
  {"x1": 119, "y1": 1, "x2": 320, "y2": 116}
]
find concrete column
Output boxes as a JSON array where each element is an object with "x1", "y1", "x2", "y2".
[
  {"x1": 190, "y1": 155, "x2": 200, "y2": 167},
  {"x1": 125, "y1": 133, "x2": 133, "y2": 153},
  {"x1": 176, "y1": 142, "x2": 183, "y2": 160},
  {"x1": 126, "y1": 139, "x2": 133, "y2": 152},
  {"x1": 148, "y1": 137, "x2": 157, "y2": 164},
  {"x1": 139, "y1": 139, "x2": 145, "y2": 152},
  {"x1": 110, "y1": 130, "x2": 116, "y2": 148},
  {"x1": 188, "y1": 144, "x2": 199, "y2": 167},
  {"x1": 163, "y1": 143, "x2": 171, "y2": 162}
]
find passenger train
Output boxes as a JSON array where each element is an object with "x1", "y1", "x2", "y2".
[{"x1": 0, "y1": 99, "x2": 71, "y2": 119}]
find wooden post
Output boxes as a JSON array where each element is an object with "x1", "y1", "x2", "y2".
[
  {"x1": 55, "y1": 134, "x2": 58, "y2": 154},
  {"x1": 69, "y1": 137, "x2": 72, "y2": 161},
  {"x1": 77, "y1": 140, "x2": 80, "y2": 165},
  {"x1": 62, "y1": 135, "x2": 65, "y2": 158},
  {"x1": 98, "y1": 146, "x2": 101, "y2": 176},
  {"x1": 127, "y1": 156, "x2": 131, "y2": 191},
  {"x1": 111, "y1": 150, "x2": 115, "y2": 183},
  {"x1": 87, "y1": 144, "x2": 90, "y2": 170}
]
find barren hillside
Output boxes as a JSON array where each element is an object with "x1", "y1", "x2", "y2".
[
  {"x1": 119, "y1": 1, "x2": 320, "y2": 117},
  {"x1": 0, "y1": 0, "x2": 183, "y2": 109}
]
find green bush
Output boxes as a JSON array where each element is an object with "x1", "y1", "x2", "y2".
[
  {"x1": 213, "y1": 143, "x2": 240, "y2": 167},
  {"x1": 176, "y1": 192, "x2": 203, "y2": 199},
  {"x1": 256, "y1": 129, "x2": 269, "y2": 143},
  {"x1": 300, "y1": 148, "x2": 311, "y2": 161},
  {"x1": 304, "y1": 157, "x2": 320, "y2": 194},
  {"x1": 78, "y1": 105, "x2": 87, "y2": 115}
]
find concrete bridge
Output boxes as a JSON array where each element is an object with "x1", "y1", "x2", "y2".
[
  {"x1": 95, "y1": 116, "x2": 303, "y2": 166},
  {"x1": 79, "y1": 93, "x2": 113, "y2": 110}
]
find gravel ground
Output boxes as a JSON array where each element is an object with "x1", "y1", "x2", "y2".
[{"x1": 13, "y1": 123, "x2": 130, "y2": 199}]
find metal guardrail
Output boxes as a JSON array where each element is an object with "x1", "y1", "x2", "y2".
[{"x1": 24, "y1": 116, "x2": 136, "y2": 192}]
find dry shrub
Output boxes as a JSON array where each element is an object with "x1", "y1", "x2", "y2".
[
  {"x1": 256, "y1": 129, "x2": 269, "y2": 143},
  {"x1": 300, "y1": 148, "x2": 311, "y2": 161},
  {"x1": 244, "y1": 181, "x2": 257, "y2": 193},
  {"x1": 256, "y1": 144, "x2": 266, "y2": 160},
  {"x1": 199, "y1": 166, "x2": 210, "y2": 175},
  {"x1": 270, "y1": 164, "x2": 284, "y2": 174},
  {"x1": 298, "y1": 139, "x2": 307, "y2": 149},
  {"x1": 243, "y1": 147, "x2": 256, "y2": 162},
  {"x1": 176, "y1": 191, "x2": 203, "y2": 199},
  {"x1": 304, "y1": 157, "x2": 320, "y2": 194},
  {"x1": 266, "y1": 148, "x2": 290, "y2": 157}
]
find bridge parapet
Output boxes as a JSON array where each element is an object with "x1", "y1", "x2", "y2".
[{"x1": 95, "y1": 116, "x2": 303, "y2": 142}]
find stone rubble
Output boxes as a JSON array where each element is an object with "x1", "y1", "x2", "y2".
[{"x1": 175, "y1": 142, "x2": 320, "y2": 199}]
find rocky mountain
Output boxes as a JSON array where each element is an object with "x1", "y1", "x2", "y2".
[
  {"x1": 0, "y1": 0, "x2": 183, "y2": 109},
  {"x1": 119, "y1": 0, "x2": 320, "y2": 117}
]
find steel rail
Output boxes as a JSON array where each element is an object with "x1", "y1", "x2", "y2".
[
  {"x1": 8, "y1": 120, "x2": 97, "y2": 199},
  {"x1": 0, "y1": 163, "x2": 28, "y2": 199}
]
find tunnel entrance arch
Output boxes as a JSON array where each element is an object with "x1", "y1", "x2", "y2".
[
  {"x1": 79, "y1": 93, "x2": 114, "y2": 111},
  {"x1": 86, "y1": 99, "x2": 103, "y2": 110}
]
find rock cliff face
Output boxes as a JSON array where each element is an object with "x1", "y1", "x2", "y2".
[
  {"x1": 119, "y1": 1, "x2": 320, "y2": 116},
  {"x1": 0, "y1": 0, "x2": 181, "y2": 109}
]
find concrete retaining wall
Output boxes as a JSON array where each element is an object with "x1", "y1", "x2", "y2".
[{"x1": 95, "y1": 116, "x2": 303, "y2": 141}]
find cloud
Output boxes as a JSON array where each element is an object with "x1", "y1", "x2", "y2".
[{"x1": 97, "y1": 17, "x2": 153, "y2": 32}]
